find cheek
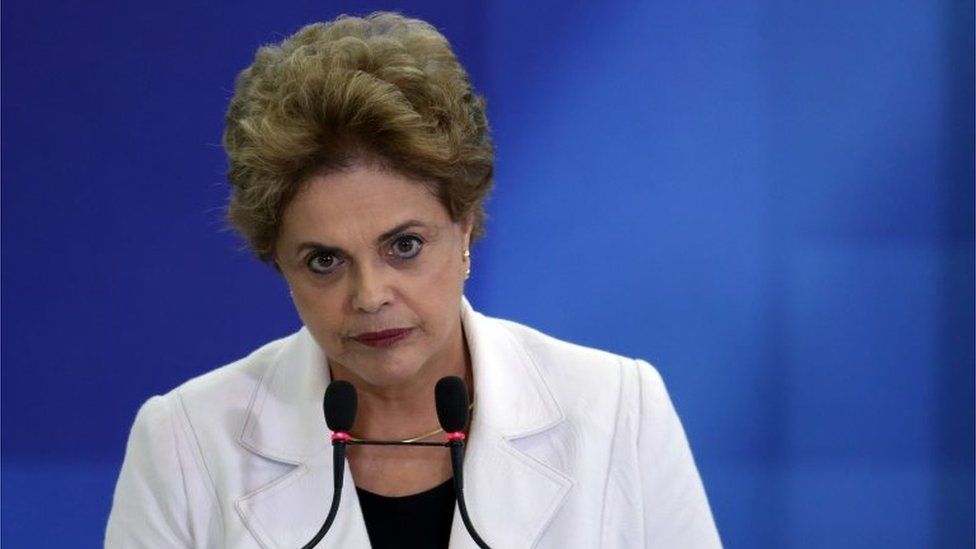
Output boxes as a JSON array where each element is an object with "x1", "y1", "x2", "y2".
[
  {"x1": 408, "y1": 253, "x2": 464, "y2": 328},
  {"x1": 416, "y1": 250, "x2": 462, "y2": 294},
  {"x1": 291, "y1": 289, "x2": 345, "y2": 341}
]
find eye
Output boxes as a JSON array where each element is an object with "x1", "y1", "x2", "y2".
[
  {"x1": 306, "y1": 251, "x2": 344, "y2": 275},
  {"x1": 389, "y1": 235, "x2": 423, "y2": 260}
]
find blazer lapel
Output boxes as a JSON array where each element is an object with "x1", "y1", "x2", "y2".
[
  {"x1": 234, "y1": 328, "x2": 372, "y2": 548},
  {"x1": 235, "y1": 448, "x2": 371, "y2": 548}
]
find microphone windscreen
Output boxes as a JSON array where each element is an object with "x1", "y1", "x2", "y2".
[
  {"x1": 435, "y1": 376, "x2": 469, "y2": 433},
  {"x1": 323, "y1": 381, "x2": 357, "y2": 432}
]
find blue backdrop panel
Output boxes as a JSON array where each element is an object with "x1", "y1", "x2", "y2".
[{"x1": 2, "y1": 1, "x2": 972, "y2": 547}]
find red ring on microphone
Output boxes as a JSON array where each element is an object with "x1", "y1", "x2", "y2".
[
  {"x1": 331, "y1": 432, "x2": 351, "y2": 442},
  {"x1": 446, "y1": 431, "x2": 466, "y2": 442}
]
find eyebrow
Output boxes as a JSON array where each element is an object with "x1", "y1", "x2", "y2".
[{"x1": 294, "y1": 219, "x2": 430, "y2": 257}]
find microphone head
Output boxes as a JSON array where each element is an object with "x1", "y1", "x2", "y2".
[
  {"x1": 323, "y1": 381, "x2": 357, "y2": 432},
  {"x1": 435, "y1": 376, "x2": 469, "y2": 433}
]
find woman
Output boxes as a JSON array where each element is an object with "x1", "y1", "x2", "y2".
[{"x1": 106, "y1": 12, "x2": 721, "y2": 548}]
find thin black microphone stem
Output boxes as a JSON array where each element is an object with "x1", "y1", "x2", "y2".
[
  {"x1": 448, "y1": 440, "x2": 492, "y2": 549},
  {"x1": 300, "y1": 442, "x2": 347, "y2": 549}
]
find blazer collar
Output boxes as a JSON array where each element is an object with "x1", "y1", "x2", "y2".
[{"x1": 236, "y1": 298, "x2": 572, "y2": 548}]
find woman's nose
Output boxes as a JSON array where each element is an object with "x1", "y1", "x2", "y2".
[{"x1": 350, "y1": 262, "x2": 392, "y2": 313}]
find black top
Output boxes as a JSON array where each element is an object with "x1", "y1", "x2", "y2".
[{"x1": 356, "y1": 478, "x2": 456, "y2": 548}]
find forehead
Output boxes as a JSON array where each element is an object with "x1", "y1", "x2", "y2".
[{"x1": 279, "y1": 164, "x2": 450, "y2": 242}]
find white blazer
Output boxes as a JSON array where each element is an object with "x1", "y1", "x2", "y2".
[{"x1": 106, "y1": 299, "x2": 721, "y2": 548}]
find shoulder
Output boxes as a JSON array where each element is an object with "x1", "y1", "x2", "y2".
[
  {"x1": 470, "y1": 311, "x2": 676, "y2": 444},
  {"x1": 173, "y1": 331, "x2": 296, "y2": 405},
  {"x1": 491, "y1": 316, "x2": 631, "y2": 369},
  {"x1": 125, "y1": 330, "x2": 302, "y2": 465},
  {"x1": 481, "y1": 313, "x2": 668, "y2": 403}
]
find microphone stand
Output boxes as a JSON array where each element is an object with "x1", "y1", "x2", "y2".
[
  {"x1": 446, "y1": 432, "x2": 492, "y2": 549},
  {"x1": 300, "y1": 433, "x2": 350, "y2": 549}
]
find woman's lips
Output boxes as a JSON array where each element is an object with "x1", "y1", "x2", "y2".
[{"x1": 350, "y1": 328, "x2": 414, "y2": 348}]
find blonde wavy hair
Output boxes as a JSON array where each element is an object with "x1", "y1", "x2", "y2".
[{"x1": 223, "y1": 12, "x2": 494, "y2": 262}]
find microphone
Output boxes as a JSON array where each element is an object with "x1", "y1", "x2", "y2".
[
  {"x1": 435, "y1": 376, "x2": 492, "y2": 549},
  {"x1": 302, "y1": 381, "x2": 357, "y2": 549},
  {"x1": 324, "y1": 380, "x2": 357, "y2": 433}
]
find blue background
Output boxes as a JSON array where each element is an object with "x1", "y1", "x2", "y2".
[{"x1": 2, "y1": 1, "x2": 973, "y2": 547}]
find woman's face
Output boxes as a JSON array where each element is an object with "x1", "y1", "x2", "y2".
[{"x1": 274, "y1": 163, "x2": 472, "y2": 390}]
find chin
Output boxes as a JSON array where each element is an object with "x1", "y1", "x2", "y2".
[{"x1": 340, "y1": 351, "x2": 428, "y2": 388}]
